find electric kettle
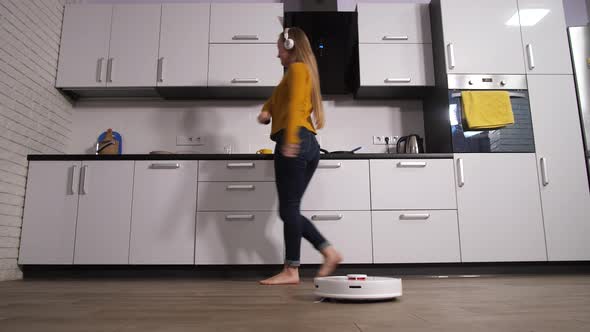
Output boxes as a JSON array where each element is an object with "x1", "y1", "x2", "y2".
[{"x1": 396, "y1": 134, "x2": 424, "y2": 154}]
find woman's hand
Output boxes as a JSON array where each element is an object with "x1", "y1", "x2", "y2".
[
  {"x1": 281, "y1": 143, "x2": 300, "y2": 158},
  {"x1": 257, "y1": 111, "x2": 271, "y2": 125}
]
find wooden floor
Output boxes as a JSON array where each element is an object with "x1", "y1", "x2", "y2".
[{"x1": 1, "y1": 275, "x2": 589, "y2": 331}]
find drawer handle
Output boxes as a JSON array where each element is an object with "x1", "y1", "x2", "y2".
[
  {"x1": 225, "y1": 214, "x2": 255, "y2": 221},
  {"x1": 150, "y1": 163, "x2": 180, "y2": 169},
  {"x1": 227, "y1": 162, "x2": 255, "y2": 169},
  {"x1": 399, "y1": 213, "x2": 430, "y2": 220},
  {"x1": 231, "y1": 78, "x2": 259, "y2": 84},
  {"x1": 311, "y1": 214, "x2": 343, "y2": 221},
  {"x1": 226, "y1": 184, "x2": 256, "y2": 191},
  {"x1": 385, "y1": 78, "x2": 411, "y2": 83},
  {"x1": 383, "y1": 36, "x2": 409, "y2": 41},
  {"x1": 397, "y1": 161, "x2": 427, "y2": 168},
  {"x1": 318, "y1": 163, "x2": 342, "y2": 169},
  {"x1": 232, "y1": 35, "x2": 259, "y2": 40}
]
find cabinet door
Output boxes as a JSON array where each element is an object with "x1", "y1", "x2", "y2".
[
  {"x1": 73, "y1": 161, "x2": 134, "y2": 264},
  {"x1": 157, "y1": 4, "x2": 210, "y2": 87},
  {"x1": 441, "y1": 0, "x2": 525, "y2": 74},
  {"x1": 357, "y1": 3, "x2": 431, "y2": 43},
  {"x1": 19, "y1": 161, "x2": 81, "y2": 264},
  {"x1": 55, "y1": 5, "x2": 112, "y2": 88},
  {"x1": 359, "y1": 44, "x2": 434, "y2": 86},
  {"x1": 528, "y1": 75, "x2": 590, "y2": 260},
  {"x1": 195, "y1": 212, "x2": 283, "y2": 264},
  {"x1": 210, "y1": 3, "x2": 283, "y2": 43},
  {"x1": 518, "y1": 0, "x2": 572, "y2": 74},
  {"x1": 454, "y1": 153, "x2": 547, "y2": 262},
  {"x1": 208, "y1": 44, "x2": 283, "y2": 87},
  {"x1": 130, "y1": 161, "x2": 198, "y2": 264},
  {"x1": 107, "y1": 5, "x2": 161, "y2": 87}
]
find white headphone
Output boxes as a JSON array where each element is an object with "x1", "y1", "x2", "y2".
[{"x1": 283, "y1": 28, "x2": 295, "y2": 50}]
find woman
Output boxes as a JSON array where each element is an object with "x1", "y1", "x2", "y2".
[{"x1": 257, "y1": 27, "x2": 342, "y2": 285}]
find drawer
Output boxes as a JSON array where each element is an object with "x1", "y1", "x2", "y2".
[
  {"x1": 197, "y1": 182, "x2": 277, "y2": 211},
  {"x1": 208, "y1": 44, "x2": 283, "y2": 87},
  {"x1": 370, "y1": 159, "x2": 457, "y2": 210},
  {"x1": 357, "y1": 3, "x2": 431, "y2": 43},
  {"x1": 195, "y1": 211, "x2": 283, "y2": 264},
  {"x1": 359, "y1": 44, "x2": 434, "y2": 86},
  {"x1": 300, "y1": 211, "x2": 373, "y2": 264},
  {"x1": 372, "y1": 210, "x2": 461, "y2": 263},
  {"x1": 302, "y1": 160, "x2": 370, "y2": 211},
  {"x1": 199, "y1": 160, "x2": 274, "y2": 181},
  {"x1": 210, "y1": 3, "x2": 283, "y2": 43}
]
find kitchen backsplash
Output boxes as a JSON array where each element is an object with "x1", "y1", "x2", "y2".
[{"x1": 69, "y1": 96, "x2": 425, "y2": 154}]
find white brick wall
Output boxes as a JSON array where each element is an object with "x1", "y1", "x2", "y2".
[{"x1": 0, "y1": 0, "x2": 71, "y2": 281}]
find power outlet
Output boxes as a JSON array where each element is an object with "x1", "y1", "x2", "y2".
[
  {"x1": 373, "y1": 135, "x2": 398, "y2": 145},
  {"x1": 176, "y1": 135, "x2": 205, "y2": 146}
]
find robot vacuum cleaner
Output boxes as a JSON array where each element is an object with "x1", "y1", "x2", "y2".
[{"x1": 314, "y1": 274, "x2": 402, "y2": 301}]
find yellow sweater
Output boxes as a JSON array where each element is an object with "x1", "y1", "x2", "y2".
[{"x1": 262, "y1": 62, "x2": 316, "y2": 145}]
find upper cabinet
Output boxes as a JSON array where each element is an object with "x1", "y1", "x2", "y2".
[
  {"x1": 518, "y1": 0, "x2": 572, "y2": 74},
  {"x1": 437, "y1": 0, "x2": 526, "y2": 74},
  {"x1": 209, "y1": 3, "x2": 283, "y2": 43},
  {"x1": 157, "y1": 4, "x2": 210, "y2": 87},
  {"x1": 357, "y1": 3, "x2": 431, "y2": 44}
]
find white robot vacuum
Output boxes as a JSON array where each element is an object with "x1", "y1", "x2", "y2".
[{"x1": 313, "y1": 274, "x2": 402, "y2": 301}]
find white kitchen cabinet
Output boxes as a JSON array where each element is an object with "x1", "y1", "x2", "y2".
[
  {"x1": 372, "y1": 210, "x2": 461, "y2": 263},
  {"x1": 129, "y1": 161, "x2": 198, "y2": 264},
  {"x1": 302, "y1": 160, "x2": 371, "y2": 211},
  {"x1": 157, "y1": 4, "x2": 210, "y2": 87},
  {"x1": 198, "y1": 160, "x2": 274, "y2": 182},
  {"x1": 55, "y1": 5, "x2": 113, "y2": 88},
  {"x1": 299, "y1": 211, "x2": 373, "y2": 264},
  {"x1": 195, "y1": 212, "x2": 283, "y2": 264},
  {"x1": 454, "y1": 153, "x2": 547, "y2": 262},
  {"x1": 197, "y1": 182, "x2": 277, "y2": 211},
  {"x1": 439, "y1": 0, "x2": 525, "y2": 74},
  {"x1": 209, "y1": 3, "x2": 283, "y2": 43},
  {"x1": 370, "y1": 159, "x2": 457, "y2": 210},
  {"x1": 518, "y1": 0, "x2": 572, "y2": 74},
  {"x1": 106, "y1": 5, "x2": 161, "y2": 87},
  {"x1": 359, "y1": 44, "x2": 434, "y2": 87},
  {"x1": 208, "y1": 44, "x2": 283, "y2": 87},
  {"x1": 357, "y1": 3, "x2": 431, "y2": 44},
  {"x1": 73, "y1": 161, "x2": 134, "y2": 264},
  {"x1": 527, "y1": 75, "x2": 590, "y2": 260},
  {"x1": 19, "y1": 161, "x2": 81, "y2": 264}
]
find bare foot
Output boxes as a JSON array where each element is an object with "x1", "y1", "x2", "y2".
[
  {"x1": 259, "y1": 267, "x2": 300, "y2": 285},
  {"x1": 317, "y1": 246, "x2": 342, "y2": 277}
]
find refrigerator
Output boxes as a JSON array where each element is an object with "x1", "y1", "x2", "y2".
[{"x1": 568, "y1": 25, "x2": 590, "y2": 182}]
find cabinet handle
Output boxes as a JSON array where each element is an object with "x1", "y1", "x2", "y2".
[
  {"x1": 457, "y1": 158, "x2": 465, "y2": 187},
  {"x1": 150, "y1": 163, "x2": 180, "y2": 169},
  {"x1": 157, "y1": 57, "x2": 164, "y2": 82},
  {"x1": 399, "y1": 213, "x2": 430, "y2": 220},
  {"x1": 227, "y1": 162, "x2": 255, "y2": 168},
  {"x1": 96, "y1": 57, "x2": 103, "y2": 83},
  {"x1": 80, "y1": 165, "x2": 88, "y2": 195},
  {"x1": 106, "y1": 58, "x2": 113, "y2": 83},
  {"x1": 226, "y1": 184, "x2": 256, "y2": 191},
  {"x1": 231, "y1": 78, "x2": 259, "y2": 84},
  {"x1": 311, "y1": 214, "x2": 343, "y2": 221},
  {"x1": 232, "y1": 35, "x2": 259, "y2": 40},
  {"x1": 225, "y1": 214, "x2": 255, "y2": 221},
  {"x1": 70, "y1": 165, "x2": 77, "y2": 195},
  {"x1": 385, "y1": 78, "x2": 411, "y2": 83},
  {"x1": 382, "y1": 35, "x2": 409, "y2": 41},
  {"x1": 526, "y1": 44, "x2": 535, "y2": 70},
  {"x1": 540, "y1": 157, "x2": 549, "y2": 186},
  {"x1": 318, "y1": 163, "x2": 342, "y2": 169},
  {"x1": 397, "y1": 161, "x2": 427, "y2": 168},
  {"x1": 447, "y1": 43, "x2": 456, "y2": 69}
]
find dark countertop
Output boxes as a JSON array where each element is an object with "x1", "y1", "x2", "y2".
[{"x1": 28, "y1": 153, "x2": 454, "y2": 161}]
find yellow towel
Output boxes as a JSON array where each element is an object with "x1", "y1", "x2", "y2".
[{"x1": 461, "y1": 91, "x2": 514, "y2": 130}]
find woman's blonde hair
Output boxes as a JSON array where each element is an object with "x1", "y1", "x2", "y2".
[{"x1": 279, "y1": 27, "x2": 325, "y2": 129}]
